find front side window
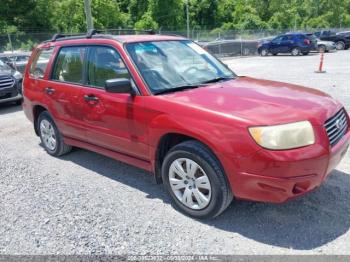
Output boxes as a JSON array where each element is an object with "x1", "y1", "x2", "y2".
[
  {"x1": 272, "y1": 36, "x2": 283, "y2": 43},
  {"x1": 30, "y1": 48, "x2": 54, "y2": 79},
  {"x1": 52, "y1": 46, "x2": 87, "y2": 84},
  {"x1": 126, "y1": 40, "x2": 235, "y2": 94},
  {"x1": 86, "y1": 46, "x2": 130, "y2": 88}
]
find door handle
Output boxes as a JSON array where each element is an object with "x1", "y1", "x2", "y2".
[
  {"x1": 84, "y1": 94, "x2": 99, "y2": 103},
  {"x1": 45, "y1": 87, "x2": 55, "y2": 95}
]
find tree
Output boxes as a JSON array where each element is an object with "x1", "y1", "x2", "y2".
[{"x1": 134, "y1": 11, "x2": 159, "y2": 30}]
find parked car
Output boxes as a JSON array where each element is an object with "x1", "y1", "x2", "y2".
[
  {"x1": 0, "y1": 52, "x2": 31, "y2": 73},
  {"x1": 306, "y1": 33, "x2": 336, "y2": 52},
  {"x1": 258, "y1": 33, "x2": 316, "y2": 56},
  {"x1": 10, "y1": 54, "x2": 30, "y2": 73},
  {"x1": 0, "y1": 59, "x2": 23, "y2": 104},
  {"x1": 314, "y1": 30, "x2": 350, "y2": 50},
  {"x1": 0, "y1": 55, "x2": 13, "y2": 67},
  {"x1": 201, "y1": 39, "x2": 259, "y2": 57},
  {"x1": 23, "y1": 31, "x2": 350, "y2": 218}
]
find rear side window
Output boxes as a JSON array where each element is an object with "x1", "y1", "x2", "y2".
[
  {"x1": 86, "y1": 46, "x2": 130, "y2": 88},
  {"x1": 30, "y1": 48, "x2": 54, "y2": 79},
  {"x1": 52, "y1": 46, "x2": 87, "y2": 84}
]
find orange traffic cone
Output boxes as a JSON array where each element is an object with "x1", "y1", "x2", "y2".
[{"x1": 315, "y1": 51, "x2": 326, "y2": 73}]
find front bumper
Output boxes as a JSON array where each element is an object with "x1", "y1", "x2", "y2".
[
  {"x1": 0, "y1": 78, "x2": 23, "y2": 104},
  {"x1": 222, "y1": 127, "x2": 350, "y2": 203}
]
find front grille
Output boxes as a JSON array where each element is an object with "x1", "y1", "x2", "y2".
[
  {"x1": 324, "y1": 109, "x2": 348, "y2": 146},
  {"x1": 0, "y1": 76, "x2": 15, "y2": 90}
]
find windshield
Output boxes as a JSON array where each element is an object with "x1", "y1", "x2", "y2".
[
  {"x1": 0, "y1": 59, "x2": 11, "y2": 71},
  {"x1": 126, "y1": 40, "x2": 235, "y2": 94}
]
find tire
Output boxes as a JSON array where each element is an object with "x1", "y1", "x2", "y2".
[
  {"x1": 318, "y1": 45, "x2": 326, "y2": 53},
  {"x1": 302, "y1": 52, "x2": 309, "y2": 56},
  {"x1": 260, "y1": 48, "x2": 269, "y2": 56},
  {"x1": 37, "y1": 111, "x2": 72, "y2": 157},
  {"x1": 291, "y1": 47, "x2": 301, "y2": 56},
  {"x1": 335, "y1": 41, "x2": 345, "y2": 50},
  {"x1": 161, "y1": 140, "x2": 233, "y2": 219},
  {"x1": 272, "y1": 53, "x2": 278, "y2": 56},
  {"x1": 15, "y1": 99, "x2": 22, "y2": 106},
  {"x1": 345, "y1": 46, "x2": 350, "y2": 50}
]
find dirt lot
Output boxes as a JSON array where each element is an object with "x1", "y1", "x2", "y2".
[{"x1": 1, "y1": 51, "x2": 350, "y2": 255}]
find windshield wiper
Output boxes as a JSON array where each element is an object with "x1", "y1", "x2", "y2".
[
  {"x1": 154, "y1": 84, "x2": 200, "y2": 95},
  {"x1": 202, "y1": 76, "x2": 235, "y2": 84}
]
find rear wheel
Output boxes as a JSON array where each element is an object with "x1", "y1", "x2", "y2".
[
  {"x1": 291, "y1": 47, "x2": 301, "y2": 56},
  {"x1": 37, "y1": 111, "x2": 72, "y2": 156},
  {"x1": 162, "y1": 140, "x2": 233, "y2": 219},
  {"x1": 335, "y1": 41, "x2": 345, "y2": 50}
]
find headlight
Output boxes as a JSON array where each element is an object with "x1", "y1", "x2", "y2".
[{"x1": 249, "y1": 121, "x2": 315, "y2": 150}]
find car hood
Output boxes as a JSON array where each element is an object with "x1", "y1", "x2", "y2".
[
  {"x1": 161, "y1": 77, "x2": 342, "y2": 126},
  {"x1": 0, "y1": 68, "x2": 14, "y2": 77}
]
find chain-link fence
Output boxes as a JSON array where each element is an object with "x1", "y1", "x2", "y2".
[{"x1": 1, "y1": 28, "x2": 349, "y2": 58}]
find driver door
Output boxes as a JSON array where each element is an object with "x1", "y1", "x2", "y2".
[
  {"x1": 80, "y1": 45, "x2": 149, "y2": 160},
  {"x1": 269, "y1": 36, "x2": 284, "y2": 53}
]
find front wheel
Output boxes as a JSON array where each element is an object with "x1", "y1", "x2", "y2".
[
  {"x1": 162, "y1": 141, "x2": 233, "y2": 219},
  {"x1": 260, "y1": 48, "x2": 269, "y2": 56},
  {"x1": 335, "y1": 41, "x2": 345, "y2": 50},
  {"x1": 37, "y1": 111, "x2": 72, "y2": 157}
]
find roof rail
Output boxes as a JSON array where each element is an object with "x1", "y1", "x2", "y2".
[
  {"x1": 86, "y1": 28, "x2": 156, "y2": 38},
  {"x1": 51, "y1": 33, "x2": 86, "y2": 42},
  {"x1": 49, "y1": 29, "x2": 157, "y2": 42}
]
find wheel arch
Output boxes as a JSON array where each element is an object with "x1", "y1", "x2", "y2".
[
  {"x1": 153, "y1": 132, "x2": 224, "y2": 184},
  {"x1": 33, "y1": 104, "x2": 48, "y2": 136}
]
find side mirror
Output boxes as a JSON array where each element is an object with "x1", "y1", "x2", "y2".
[{"x1": 105, "y1": 78, "x2": 136, "y2": 95}]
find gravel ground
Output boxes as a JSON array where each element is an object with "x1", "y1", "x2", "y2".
[{"x1": 1, "y1": 51, "x2": 350, "y2": 255}]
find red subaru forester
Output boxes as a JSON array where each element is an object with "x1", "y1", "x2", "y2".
[{"x1": 23, "y1": 30, "x2": 350, "y2": 218}]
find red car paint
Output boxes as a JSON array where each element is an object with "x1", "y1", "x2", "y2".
[{"x1": 22, "y1": 35, "x2": 350, "y2": 203}]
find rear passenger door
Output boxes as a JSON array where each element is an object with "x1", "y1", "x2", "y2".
[
  {"x1": 46, "y1": 46, "x2": 87, "y2": 141},
  {"x1": 80, "y1": 45, "x2": 149, "y2": 159}
]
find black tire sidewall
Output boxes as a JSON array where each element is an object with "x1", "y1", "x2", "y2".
[
  {"x1": 37, "y1": 111, "x2": 62, "y2": 156},
  {"x1": 162, "y1": 149, "x2": 225, "y2": 219}
]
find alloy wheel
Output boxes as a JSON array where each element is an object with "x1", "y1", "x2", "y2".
[
  {"x1": 291, "y1": 48, "x2": 300, "y2": 56},
  {"x1": 336, "y1": 41, "x2": 345, "y2": 50},
  {"x1": 40, "y1": 119, "x2": 57, "y2": 151},
  {"x1": 261, "y1": 49, "x2": 268, "y2": 56}
]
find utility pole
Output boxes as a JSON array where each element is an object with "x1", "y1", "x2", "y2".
[
  {"x1": 186, "y1": 0, "x2": 190, "y2": 38},
  {"x1": 7, "y1": 33, "x2": 14, "y2": 53},
  {"x1": 84, "y1": 0, "x2": 94, "y2": 31}
]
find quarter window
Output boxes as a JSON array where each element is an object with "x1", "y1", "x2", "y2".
[
  {"x1": 86, "y1": 46, "x2": 130, "y2": 88},
  {"x1": 52, "y1": 46, "x2": 87, "y2": 84},
  {"x1": 30, "y1": 48, "x2": 54, "y2": 79}
]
